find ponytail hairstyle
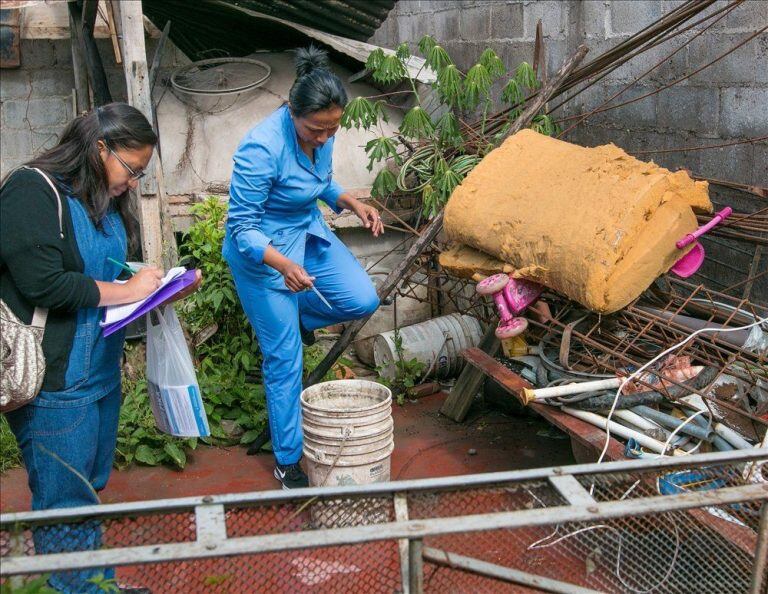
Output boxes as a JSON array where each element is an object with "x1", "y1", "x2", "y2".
[
  {"x1": 24, "y1": 102, "x2": 157, "y2": 256},
  {"x1": 288, "y1": 45, "x2": 348, "y2": 117}
]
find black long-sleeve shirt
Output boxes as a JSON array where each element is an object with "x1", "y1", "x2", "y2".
[{"x1": 1, "y1": 168, "x2": 101, "y2": 391}]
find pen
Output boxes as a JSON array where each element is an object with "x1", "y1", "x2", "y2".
[
  {"x1": 107, "y1": 257, "x2": 138, "y2": 276},
  {"x1": 309, "y1": 284, "x2": 333, "y2": 310}
]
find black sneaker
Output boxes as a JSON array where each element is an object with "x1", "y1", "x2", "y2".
[
  {"x1": 274, "y1": 462, "x2": 309, "y2": 489},
  {"x1": 299, "y1": 320, "x2": 316, "y2": 346}
]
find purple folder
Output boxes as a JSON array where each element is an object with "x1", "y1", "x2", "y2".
[{"x1": 102, "y1": 269, "x2": 199, "y2": 337}]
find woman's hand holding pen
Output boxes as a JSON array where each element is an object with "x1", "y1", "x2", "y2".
[
  {"x1": 279, "y1": 261, "x2": 315, "y2": 293},
  {"x1": 126, "y1": 267, "x2": 164, "y2": 300}
]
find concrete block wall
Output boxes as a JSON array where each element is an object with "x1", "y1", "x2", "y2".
[
  {"x1": 369, "y1": 0, "x2": 767, "y2": 299},
  {"x1": 0, "y1": 36, "x2": 185, "y2": 179}
]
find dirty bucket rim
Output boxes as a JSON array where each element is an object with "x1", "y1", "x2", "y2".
[{"x1": 301, "y1": 379, "x2": 392, "y2": 413}]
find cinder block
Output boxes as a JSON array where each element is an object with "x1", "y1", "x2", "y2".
[
  {"x1": 719, "y1": 87, "x2": 768, "y2": 137},
  {"x1": 498, "y1": 41, "x2": 536, "y2": 74},
  {"x1": 432, "y1": 9, "x2": 460, "y2": 44},
  {"x1": 29, "y1": 69, "x2": 76, "y2": 97},
  {"x1": 0, "y1": 128, "x2": 33, "y2": 159},
  {"x1": 697, "y1": 141, "x2": 755, "y2": 184},
  {"x1": 1, "y1": 100, "x2": 28, "y2": 128},
  {"x1": 657, "y1": 86, "x2": 720, "y2": 134},
  {"x1": 459, "y1": 6, "x2": 491, "y2": 41},
  {"x1": 19, "y1": 39, "x2": 55, "y2": 69},
  {"x1": 687, "y1": 33, "x2": 760, "y2": 85},
  {"x1": 712, "y1": 0, "x2": 768, "y2": 32},
  {"x1": 595, "y1": 84, "x2": 659, "y2": 128},
  {"x1": 490, "y1": 2, "x2": 524, "y2": 40},
  {"x1": 25, "y1": 98, "x2": 69, "y2": 128},
  {"x1": 752, "y1": 143, "x2": 767, "y2": 186},
  {"x1": 523, "y1": 1, "x2": 569, "y2": 40},
  {"x1": 580, "y1": 0, "x2": 608, "y2": 38},
  {"x1": 609, "y1": 1, "x2": 662, "y2": 37},
  {"x1": 0, "y1": 70, "x2": 30, "y2": 100},
  {"x1": 0, "y1": 156, "x2": 25, "y2": 180},
  {"x1": 31, "y1": 127, "x2": 63, "y2": 154}
]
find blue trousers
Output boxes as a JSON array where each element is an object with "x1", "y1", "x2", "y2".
[
  {"x1": 229, "y1": 233, "x2": 379, "y2": 465},
  {"x1": 6, "y1": 386, "x2": 121, "y2": 593}
]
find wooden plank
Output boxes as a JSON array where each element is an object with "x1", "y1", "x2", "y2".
[
  {"x1": 440, "y1": 335, "x2": 500, "y2": 422},
  {"x1": 67, "y1": 0, "x2": 111, "y2": 106},
  {"x1": 113, "y1": 0, "x2": 177, "y2": 268},
  {"x1": 460, "y1": 346, "x2": 627, "y2": 459}
]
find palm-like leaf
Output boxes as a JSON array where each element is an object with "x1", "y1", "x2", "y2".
[
  {"x1": 463, "y1": 64, "x2": 492, "y2": 110},
  {"x1": 399, "y1": 106, "x2": 435, "y2": 139},
  {"x1": 480, "y1": 48, "x2": 505, "y2": 79}
]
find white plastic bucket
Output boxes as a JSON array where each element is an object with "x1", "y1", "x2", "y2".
[
  {"x1": 301, "y1": 380, "x2": 394, "y2": 488},
  {"x1": 373, "y1": 314, "x2": 484, "y2": 380}
]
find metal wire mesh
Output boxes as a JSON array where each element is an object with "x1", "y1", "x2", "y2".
[{"x1": 2, "y1": 455, "x2": 764, "y2": 593}]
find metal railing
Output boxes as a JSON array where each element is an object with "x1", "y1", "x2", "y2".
[{"x1": 2, "y1": 449, "x2": 767, "y2": 593}]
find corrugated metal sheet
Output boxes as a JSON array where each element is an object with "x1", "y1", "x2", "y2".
[{"x1": 142, "y1": 0, "x2": 395, "y2": 63}]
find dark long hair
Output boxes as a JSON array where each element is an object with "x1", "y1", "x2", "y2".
[
  {"x1": 289, "y1": 46, "x2": 348, "y2": 116},
  {"x1": 23, "y1": 102, "x2": 157, "y2": 255}
]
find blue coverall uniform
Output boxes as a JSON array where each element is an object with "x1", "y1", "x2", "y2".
[{"x1": 223, "y1": 104, "x2": 379, "y2": 465}]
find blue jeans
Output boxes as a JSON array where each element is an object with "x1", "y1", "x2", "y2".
[{"x1": 6, "y1": 386, "x2": 122, "y2": 593}]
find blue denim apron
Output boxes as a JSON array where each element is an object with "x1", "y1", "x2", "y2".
[
  {"x1": 6, "y1": 196, "x2": 128, "y2": 593},
  {"x1": 34, "y1": 197, "x2": 127, "y2": 407}
]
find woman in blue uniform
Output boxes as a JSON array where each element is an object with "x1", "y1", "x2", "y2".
[{"x1": 223, "y1": 46, "x2": 382, "y2": 489}]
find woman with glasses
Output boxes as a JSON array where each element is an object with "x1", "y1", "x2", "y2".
[
  {"x1": 224, "y1": 46, "x2": 382, "y2": 489},
  {"x1": 0, "y1": 102, "x2": 201, "y2": 594}
]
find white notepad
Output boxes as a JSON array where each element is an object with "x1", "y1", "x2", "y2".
[{"x1": 100, "y1": 267, "x2": 187, "y2": 327}]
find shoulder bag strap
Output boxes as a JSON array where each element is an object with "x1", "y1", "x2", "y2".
[{"x1": 18, "y1": 167, "x2": 65, "y2": 330}]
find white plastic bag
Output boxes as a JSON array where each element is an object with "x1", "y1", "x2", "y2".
[{"x1": 146, "y1": 305, "x2": 210, "y2": 437}]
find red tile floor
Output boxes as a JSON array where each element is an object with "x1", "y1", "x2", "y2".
[{"x1": 0, "y1": 392, "x2": 574, "y2": 512}]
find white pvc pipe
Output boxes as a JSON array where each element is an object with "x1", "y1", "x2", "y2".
[
  {"x1": 560, "y1": 406, "x2": 670, "y2": 454},
  {"x1": 528, "y1": 378, "x2": 621, "y2": 401},
  {"x1": 714, "y1": 423, "x2": 754, "y2": 450},
  {"x1": 613, "y1": 410, "x2": 666, "y2": 434}
]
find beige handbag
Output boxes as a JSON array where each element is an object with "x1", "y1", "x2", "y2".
[{"x1": 0, "y1": 167, "x2": 63, "y2": 412}]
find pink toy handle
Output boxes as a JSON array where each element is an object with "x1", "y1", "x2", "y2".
[{"x1": 676, "y1": 207, "x2": 732, "y2": 249}]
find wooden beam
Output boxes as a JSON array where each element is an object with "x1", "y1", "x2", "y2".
[
  {"x1": 113, "y1": 0, "x2": 177, "y2": 268},
  {"x1": 67, "y1": 0, "x2": 111, "y2": 106},
  {"x1": 68, "y1": 10, "x2": 89, "y2": 113},
  {"x1": 439, "y1": 330, "x2": 499, "y2": 421}
]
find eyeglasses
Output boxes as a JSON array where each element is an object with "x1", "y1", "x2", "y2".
[{"x1": 108, "y1": 146, "x2": 146, "y2": 181}]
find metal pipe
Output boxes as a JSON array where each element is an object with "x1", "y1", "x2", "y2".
[
  {"x1": 409, "y1": 538, "x2": 424, "y2": 594},
  {"x1": 750, "y1": 503, "x2": 768, "y2": 594},
  {"x1": 613, "y1": 409, "x2": 667, "y2": 438},
  {"x1": 423, "y1": 547, "x2": 603, "y2": 594},
  {"x1": 632, "y1": 406, "x2": 716, "y2": 442}
]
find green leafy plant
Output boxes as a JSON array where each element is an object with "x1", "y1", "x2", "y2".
[
  {"x1": 178, "y1": 197, "x2": 268, "y2": 447},
  {"x1": 116, "y1": 343, "x2": 198, "y2": 470},
  {"x1": 341, "y1": 36, "x2": 559, "y2": 217},
  {"x1": 0, "y1": 576, "x2": 57, "y2": 594},
  {"x1": 376, "y1": 327, "x2": 426, "y2": 405},
  {"x1": 0, "y1": 415, "x2": 21, "y2": 474}
]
